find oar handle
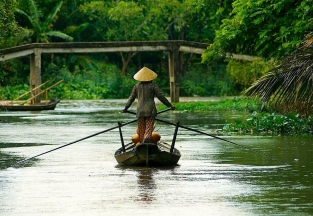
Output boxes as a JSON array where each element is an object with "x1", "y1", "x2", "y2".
[
  {"x1": 125, "y1": 110, "x2": 136, "y2": 115},
  {"x1": 125, "y1": 107, "x2": 173, "y2": 116},
  {"x1": 157, "y1": 107, "x2": 174, "y2": 115}
]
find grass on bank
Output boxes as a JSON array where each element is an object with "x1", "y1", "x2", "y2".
[
  {"x1": 168, "y1": 97, "x2": 261, "y2": 112},
  {"x1": 159, "y1": 98, "x2": 313, "y2": 136}
]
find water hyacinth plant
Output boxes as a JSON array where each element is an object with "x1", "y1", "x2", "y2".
[{"x1": 223, "y1": 112, "x2": 313, "y2": 136}]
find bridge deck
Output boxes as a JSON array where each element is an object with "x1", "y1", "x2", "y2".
[
  {"x1": 0, "y1": 41, "x2": 257, "y2": 103},
  {"x1": 0, "y1": 41, "x2": 209, "y2": 61}
]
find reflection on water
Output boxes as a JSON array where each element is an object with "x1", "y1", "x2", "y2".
[
  {"x1": 0, "y1": 99, "x2": 313, "y2": 215},
  {"x1": 120, "y1": 166, "x2": 158, "y2": 203},
  {"x1": 136, "y1": 167, "x2": 155, "y2": 203}
]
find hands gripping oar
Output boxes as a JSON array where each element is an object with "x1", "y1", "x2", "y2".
[{"x1": 126, "y1": 109, "x2": 289, "y2": 166}]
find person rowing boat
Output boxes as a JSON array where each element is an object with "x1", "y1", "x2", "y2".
[{"x1": 122, "y1": 67, "x2": 175, "y2": 144}]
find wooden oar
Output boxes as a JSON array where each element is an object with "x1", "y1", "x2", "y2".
[
  {"x1": 155, "y1": 107, "x2": 174, "y2": 115},
  {"x1": 155, "y1": 118, "x2": 290, "y2": 165},
  {"x1": 125, "y1": 110, "x2": 289, "y2": 165},
  {"x1": 14, "y1": 119, "x2": 137, "y2": 166},
  {"x1": 125, "y1": 107, "x2": 173, "y2": 116}
]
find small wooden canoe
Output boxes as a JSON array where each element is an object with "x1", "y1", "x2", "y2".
[
  {"x1": 114, "y1": 141, "x2": 181, "y2": 166},
  {"x1": 0, "y1": 98, "x2": 60, "y2": 111}
]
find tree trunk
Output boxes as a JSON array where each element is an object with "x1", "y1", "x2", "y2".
[{"x1": 120, "y1": 52, "x2": 136, "y2": 75}]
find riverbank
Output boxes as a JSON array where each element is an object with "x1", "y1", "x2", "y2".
[{"x1": 164, "y1": 97, "x2": 313, "y2": 136}]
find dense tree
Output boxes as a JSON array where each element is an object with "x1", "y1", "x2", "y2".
[
  {"x1": 200, "y1": 0, "x2": 313, "y2": 113},
  {"x1": 78, "y1": 0, "x2": 228, "y2": 74},
  {"x1": 226, "y1": 58, "x2": 277, "y2": 90},
  {"x1": 0, "y1": 0, "x2": 20, "y2": 48},
  {"x1": 202, "y1": 0, "x2": 313, "y2": 63},
  {"x1": 5, "y1": 0, "x2": 313, "y2": 106}
]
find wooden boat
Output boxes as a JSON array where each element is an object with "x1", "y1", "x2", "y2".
[
  {"x1": 0, "y1": 79, "x2": 63, "y2": 112},
  {"x1": 0, "y1": 98, "x2": 60, "y2": 111},
  {"x1": 115, "y1": 109, "x2": 181, "y2": 166},
  {"x1": 115, "y1": 141, "x2": 181, "y2": 166}
]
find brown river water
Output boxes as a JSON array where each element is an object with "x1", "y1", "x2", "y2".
[{"x1": 0, "y1": 99, "x2": 312, "y2": 216}]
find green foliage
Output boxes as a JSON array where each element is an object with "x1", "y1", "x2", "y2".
[
  {"x1": 79, "y1": 1, "x2": 160, "y2": 42},
  {"x1": 2, "y1": 0, "x2": 313, "y2": 120},
  {"x1": 223, "y1": 112, "x2": 313, "y2": 135},
  {"x1": 1, "y1": 61, "x2": 137, "y2": 100},
  {"x1": 16, "y1": 0, "x2": 73, "y2": 42},
  {"x1": 77, "y1": 0, "x2": 229, "y2": 73},
  {"x1": 146, "y1": 0, "x2": 229, "y2": 42},
  {"x1": 47, "y1": 62, "x2": 137, "y2": 100},
  {"x1": 1, "y1": 60, "x2": 242, "y2": 100},
  {"x1": 0, "y1": 58, "x2": 30, "y2": 87},
  {"x1": 180, "y1": 63, "x2": 235, "y2": 96},
  {"x1": 0, "y1": 84, "x2": 29, "y2": 100},
  {"x1": 202, "y1": 0, "x2": 313, "y2": 63},
  {"x1": 244, "y1": 33, "x2": 313, "y2": 117},
  {"x1": 107, "y1": 2, "x2": 149, "y2": 41},
  {"x1": 226, "y1": 58, "x2": 277, "y2": 89},
  {"x1": 159, "y1": 97, "x2": 262, "y2": 112},
  {"x1": 1, "y1": 0, "x2": 236, "y2": 92},
  {"x1": 0, "y1": 0, "x2": 22, "y2": 48}
]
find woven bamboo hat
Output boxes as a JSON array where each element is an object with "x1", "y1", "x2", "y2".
[{"x1": 133, "y1": 67, "x2": 157, "y2": 82}]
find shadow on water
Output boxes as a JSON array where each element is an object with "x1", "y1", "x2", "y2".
[
  {"x1": 0, "y1": 151, "x2": 38, "y2": 169},
  {"x1": 0, "y1": 142, "x2": 53, "y2": 148},
  {"x1": 0, "y1": 143, "x2": 54, "y2": 169}
]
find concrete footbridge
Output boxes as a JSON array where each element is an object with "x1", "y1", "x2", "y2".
[{"x1": 0, "y1": 41, "x2": 255, "y2": 102}]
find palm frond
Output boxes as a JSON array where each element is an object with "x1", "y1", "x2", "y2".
[
  {"x1": 15, "y1": 8, "x2": 40, "y2": 33},
  {"x1": 42, "y1": 1, "x2": 63, "y2": 30},
  {"x1": 27, "y1": 0, "x2": 42, "y2": 33},
  {"x1": 46, "y1": 31, "x2": 73, "y2": 41},
  {"x1": 64, "y1": 23, "x2": 89, "y2": 38},
  {"x1": 244, "y1": 32, "x2": 313, "y2": 115}
]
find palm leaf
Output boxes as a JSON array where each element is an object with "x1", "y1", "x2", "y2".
[
  {"x1": 46, "y1": 31, "x2": 73, "y2": 41},
  {"x1": 27, "y1": 0, "x2": 42, "y2": 34},
  {"x1": 15, "y1": 8, "x2": 41, "y2": 34},
  {"x1": 64, "y1": 23, "x2": 89, "y2": 38},
  {"x1": 244, "y1": 32, "x2": 313, "y2": 115},
  {"x1": 42, "y1": 1, "x2": 63, "y2": 30}
]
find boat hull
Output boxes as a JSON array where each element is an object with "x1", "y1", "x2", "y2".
[
  {"x1": 114, "y1": 141, "x2": 181, "y2": 166},
  {"x1": 0, "y1": 99, "x2": 60, "y2": 111}
]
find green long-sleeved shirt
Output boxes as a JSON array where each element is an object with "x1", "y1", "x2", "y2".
[{"x1": 124, "y1": 82, "x2": 172, "y2": 118}]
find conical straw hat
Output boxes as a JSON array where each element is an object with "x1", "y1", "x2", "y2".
[{"x1": 133, "y1": 67, "x2": 157, "y2": 81}]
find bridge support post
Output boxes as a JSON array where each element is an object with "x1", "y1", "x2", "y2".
[
  {"x1": 168, "y1": 46, "x2": 180, "y2": 102},
  {"x1": 30, "y1": 48, "x2": 42, "y2": 104}
]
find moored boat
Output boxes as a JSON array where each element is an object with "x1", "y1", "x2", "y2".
[
  {"x1": 0, "y1": 79, "x2": 63, "y2": 112},
  {"x1": 0, "y1": 98, "x2": 60, "y2": 111}
]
